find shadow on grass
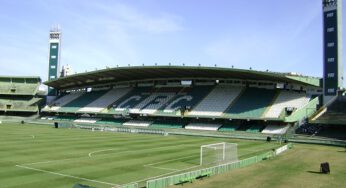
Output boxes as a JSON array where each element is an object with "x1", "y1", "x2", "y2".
[{"x1": 307, "y1": 170, "x2": 324, "y2": 174}]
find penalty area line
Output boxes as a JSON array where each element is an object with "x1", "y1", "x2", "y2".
[
  {"x1": 88, "y1": 149, "x2": 117, "y2": 157},
  {"x1": 15, "y1": 165, "x2": 119, "y2": 187}
]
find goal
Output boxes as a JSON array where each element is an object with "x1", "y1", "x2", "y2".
[{"x1": 200, "y1": 142, "x2": 238, "y2": 166}]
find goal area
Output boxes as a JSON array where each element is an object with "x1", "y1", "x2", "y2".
[{"x1": 200, "y1": 142, "x2": 238, "y2": 166}]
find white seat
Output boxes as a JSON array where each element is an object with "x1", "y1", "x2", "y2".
[
  {"x1": 185, "y1": 123, "x2": 223, "y2": 131},
  {"x1": 78, "y1": 88, "x2": 131, "y2": 113},
  {"x1": 189, "y1": 86, "x2": 242, "y2": 117},
  {"x1": 261, "y1": 125, "x2": 290, "y2": 135},
  {"x1": 123, "y1": 120, "x2": 153, "y2": 127},
  {"x1": 47, "y1": 92, "x2": 84, "y2": 111},
  {"x1": 264, "y1": 91, "x2": 311, "y2": 118}
]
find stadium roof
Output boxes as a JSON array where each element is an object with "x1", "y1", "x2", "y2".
[
  {"x1": 0, "y1": 75, "x2": 41, "y2": 81},
  {"x1": 44, "y1": 66, "x2": 321, "y2": 90}
]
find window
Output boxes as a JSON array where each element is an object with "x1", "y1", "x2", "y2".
[
  {"x1": 51, "y1": 65, "x2": 56, "y2": 69},
  {"x1": 327, "y1": 12, "x2": 334, "y2": 18},
  {"x1": 327, "y1": 58, "x2": 335, "y2": 62},
  {"x1": 327, "y1": 27, "x2": 335, "y2": 32},
  {"x1": 327, "y1": 73, "x2": 335, "y2": 78},
  {"x1": 51, "y1": 45, "x2": 57, "y2": 49},
  {"x1": 328, "y1": 88, "x2": 335, "y2": 93},
  {"x1": 50, "y1": 76, "x2": 55, "y2": 79},
  {"x1": 327, "y1": 42, "x2": 335, "y2": 47},
  {"x1": 51, "y1": 55, "x2": 56, "y2": 59}
]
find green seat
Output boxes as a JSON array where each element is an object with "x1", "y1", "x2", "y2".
[
  {"x1": 58, "y1": 90, "x2": 108, "y2": 113},
  {"x1": 225, "y1": 88, "x2": 277, "y2": 119},
  {"x1": 219, "y1": 123, "x2": 240, "y2": 132}
]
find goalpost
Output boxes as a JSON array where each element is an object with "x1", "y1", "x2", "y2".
[{"x1": 200, "y1": 142, "x2": 238, "y2": 166}]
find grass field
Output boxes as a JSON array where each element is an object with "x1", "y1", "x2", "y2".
[
  {"x1": 0, "y1": 123, "x2": 279, "y2": 188},
  {"x1": 176, "y1": 144, "x2": 346, "y2": 188}
]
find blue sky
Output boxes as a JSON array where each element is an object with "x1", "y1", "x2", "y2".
[{"x1": 0, "y1": 0, "x2": 345, "y2": 82}]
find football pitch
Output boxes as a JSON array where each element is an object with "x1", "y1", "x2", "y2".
[{"x1": 0, "y1": 123, "x2": 279, "y2": 188}]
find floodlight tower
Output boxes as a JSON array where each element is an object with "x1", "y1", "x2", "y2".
[
  {"x1": 47, "y1": 25, "x2": 61, "y2": 100},
  {"x1": 323, "y1": 0, "x2": 343, "y2": 104}
]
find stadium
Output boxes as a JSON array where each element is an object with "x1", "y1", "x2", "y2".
[{"x1": 0, "y1": 0, "x2": 346, "y2": 188}]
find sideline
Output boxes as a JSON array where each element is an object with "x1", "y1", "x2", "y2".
[{"x1": 15, "y1": 164, "x2": 119, "y2": 187}]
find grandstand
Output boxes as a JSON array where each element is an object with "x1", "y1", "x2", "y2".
[
  {"x1": 42, "y1": 66, "x2": 321, "y2": 136},
  {"x1": 310, "y1": 91, "x2": 346, "y2": 125},
  {"x1": 0, "y1": 76, "x2": 42, "y2": 116}
]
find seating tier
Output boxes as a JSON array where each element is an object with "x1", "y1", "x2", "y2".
[
  {"x1": 264, "y1": 91, "x2": 310, "y2": 118},
  {"x1": 189, "y1": 86, "x2": 242, "y2": 117},
  {"x1": 185, "y1": 122, "x2": 222, "y2": 131},
  {"x1": 224, "y1": 88, "x2": 277, "y2": 119},
  {"x1": 78, "y1": 88, "x2": 131, "y2": 113}
]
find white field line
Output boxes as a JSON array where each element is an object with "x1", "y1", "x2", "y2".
[
  {"x1": 15, "y1": 165, "x2": 119, "y2": 187},
  {"x1": 88, "y1": 143, "x2": 197, "y2": 158},
  {"x1": 144, "y1": 155, "x2": 197, "y2": 167},
  {"x1": 88, "y1": 149, "x2": 117, "y2": 157},
  {"x1": 21, "y1": 143, "x2": 197, "y2": 167},
  {"x1": 21, "y1": 158, "x2": 77, "y2": 166},
  {"x1": 144, "y1": 166, "x2": 178, "y2": 171}
]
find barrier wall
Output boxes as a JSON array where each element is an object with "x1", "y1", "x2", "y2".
[
  {"x1": 146, "y1": 144, "x2": 292, "y2": 188},
  {"x1": 285, "y1": 97, "x2": 319, "y2": 123}
]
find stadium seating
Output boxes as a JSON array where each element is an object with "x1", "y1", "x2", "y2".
[
  {"x1": 150, "y1": 120, "x2": 186, "y2": 129},
  {"x1": 74, "y1": 118, "x2": 100, "y2": 124},
  {"x1": 161, "y1": 86, "x2": 213, "y2": 115},
  {"x1": 57, "y1": 90, "x2": 108, "y2": 113},
  {"x1": 261, "y1": 125, "x2": 290, "y2": 135},
  {"x1": 224, "y1": 88, "x2": 277, "y2": 119},
  {"x1": 47, "y1": 92, "x2": 84, "y2": 111},
  {"x1": 96, "y1": 118, "x2": 127, "y2": 126},
  {"x1": 189, "y1": 86, "x2": 243, "y2": 117},
  {"x1": 54, "y1": 116, "x2": 76, "y2": 121},
  {"x1": 313, "y1": 96, "x2": 346, "y2": 124},
  {"x1": 0, "y1": 77, "x2": 41, "y2": 114},
  {"x1": 78, "y1": 88, "x2": 131, "y2": 113},
  {"x1": 130, "y1": 92, "x2": 176, "y2": 114},
  {"x1": 111, "y1": 87, "x2": 152, "y2": 113},
  {"x1": 0, "y1": 99, "x2": 39, "y2": 112},
  {"x1": 123, "y1": 120, "x2": 153, "y2": 127},
  {"x1": 218, "y1": 122, "x2": 240, "y2": 132},
  {"x1": 246, "y1": 124, "x2": 265, "y2": 133},
  {"x1": 185, "y1": 122, "x2": 223, "y2": 131},
  {"x1": 264, "y1": 91, "x2": 311, "y2": 118},
  {"x1": 0, "y1": 82, "x2": 39, "y2": 95}
]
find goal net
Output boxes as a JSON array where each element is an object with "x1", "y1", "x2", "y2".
[{"x1": 200, "y1": 142, "x2": 238, "y2": 166}]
